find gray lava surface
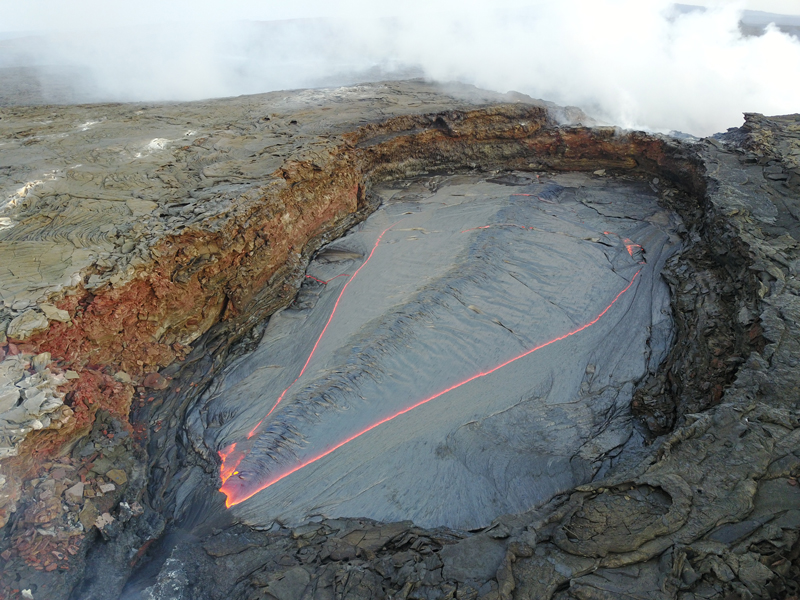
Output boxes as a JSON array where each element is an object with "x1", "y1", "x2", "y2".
[{"x1": 195, "y1": 172, "x2": 682, "y2": 529}]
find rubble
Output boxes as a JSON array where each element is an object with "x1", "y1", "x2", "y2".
[
  {"x1": 105, "y1": 469, "x2": 127, "y2": 486},
  {"x1": 0, "y1": 352, "x2": 69, "y2": 458},
  {"x1": 7, "y1": 310, "x2": 49, "y2": 341}
]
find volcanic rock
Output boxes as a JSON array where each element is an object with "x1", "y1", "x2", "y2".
[
  {"x1": 264, "y1": 566, "x2": 312, "y2": 600},
  {"x1": 142, "y1": 373, "x2": 169, "y2": 390},
  {"x1": 113, "y1": 371, "x2": 131, "y2": 383},
  {"x1": 7, "y1": 309, "x2": 49, "y2": 340},
  {"x1": 0, "y1": 354, "x2": 66, "y2": 458},
  {"x1": 79, "y1": 500, "x2": 99, "y2": 531},
  {"x1": 0, "y1": 81, "x2": 798, "y2": 600},
  {"x1": 0, "y1": 388, "x2": 19, "y2": 414},
  {"x1": 38, "y1": 303, "x2": 71, "y2": 323},
  {"x1": 105, "y1": 469, "x2": 127, "y2": 486},
  {"x1": 439, "y1": 534, "x2": 507, "y2": 582},
  {"x1": 65, "y1": 482, "x2": 84, "y2": 502},
  {"x1": 30, "y1": 352, "x2": 50, "y2": 372}
]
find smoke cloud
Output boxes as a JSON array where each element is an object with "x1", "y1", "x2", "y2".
[{"x1": 2, "y1": 0, "x2": 799, "y2": 135}]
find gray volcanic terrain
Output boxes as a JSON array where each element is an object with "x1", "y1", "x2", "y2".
[
  {"x1": 203, "y1": 172, "x2": 680, "y2": 529},
  {"x1": 0, "y1": 78, "x2": 797, "y2": 600}
]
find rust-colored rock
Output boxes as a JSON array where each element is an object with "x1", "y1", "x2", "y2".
[{"x1": 142, "y1": 373, "x2": 169, "y2": 390}]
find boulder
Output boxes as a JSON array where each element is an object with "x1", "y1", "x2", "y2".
[{"x1": 440, "y1": 534, "x2": 507, "y2": 583}]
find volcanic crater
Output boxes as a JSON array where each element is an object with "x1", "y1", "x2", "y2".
[{"x1": 0, "y1": 81, "x2": 797, "y2": 600}]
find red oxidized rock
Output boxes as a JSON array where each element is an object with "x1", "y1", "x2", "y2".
[{"x1": 142, "y1": 373, "x2": 169, "y2": 390}]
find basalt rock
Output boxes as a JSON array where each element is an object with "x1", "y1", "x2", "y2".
[{"x1": 0, "y1": 82, "x2": 797, "y2": 599}]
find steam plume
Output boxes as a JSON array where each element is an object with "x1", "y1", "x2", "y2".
[{"x1": 2, "y1": 0, "x2": 799, "y2": 135}]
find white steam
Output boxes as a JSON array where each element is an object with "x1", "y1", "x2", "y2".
[{"x1": 2, "y1": 0, "x2": 800, "y2": 136}]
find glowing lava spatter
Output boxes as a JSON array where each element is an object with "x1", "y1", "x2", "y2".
[
  {"x1": 244, "y1": 223, "x2": 398, "y2": 441},
  {"x1": 219, "y1": 229, "x2": 644, "y2": 507},
  {"x1": 218, "y1": 442, "x2": 243, "y2": 482},
  {"x1": 624, "y1": 238, "x2": 644, "y2": 260},
  {"x1": 604, "y1": 231, "x2": 645, "y2": 262}
]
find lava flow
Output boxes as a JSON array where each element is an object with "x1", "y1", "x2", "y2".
[
  {"x1": 219, "y1": 220, "x2": 644, "y2": 508},
  {"x1": 243, "y1": 223, "x2": 398, "y2": 440}
]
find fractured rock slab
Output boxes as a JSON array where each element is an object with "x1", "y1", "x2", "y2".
[
  {"x1": 38, "y1": 303, "x2": 70, "y2": 323},
  {"x1": 64, "y1": 482, "x2": 84, "y2": 503},
  {"x1": 105, "y1": 469, "x2": 127, "y2": 486},
  {"x1": 7, "y1": 309, "x2": 49, "y2": 340},
  {"x1": 0, "y1": 354, "x2": 67, "y2": 457}
]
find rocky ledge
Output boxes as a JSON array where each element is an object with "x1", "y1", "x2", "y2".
[{"x1": 0, "y1": 81, "x2": 798, "y2": 600}]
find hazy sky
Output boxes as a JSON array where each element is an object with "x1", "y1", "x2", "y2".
[
  {"x1": 1, "y1": 0, "x2": 798, "y2": 135},
  {"x1": 693, "y1": 0, "x2": 800, "y2": 12},
  {"x1": 2, "y1": 0, "x2": 799, "y2": 32}
]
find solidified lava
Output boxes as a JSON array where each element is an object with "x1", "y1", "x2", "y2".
[
  {"x1": 1, "y1": 83, "x2": 795, "y2": 600},
  {"x1": 204, "y1": 173, "x2": 680, "y2": 528}
]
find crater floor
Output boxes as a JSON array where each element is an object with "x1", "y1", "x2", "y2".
[{"x1": 197, "y1": 171, "x2": 682, "y2": 529}]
